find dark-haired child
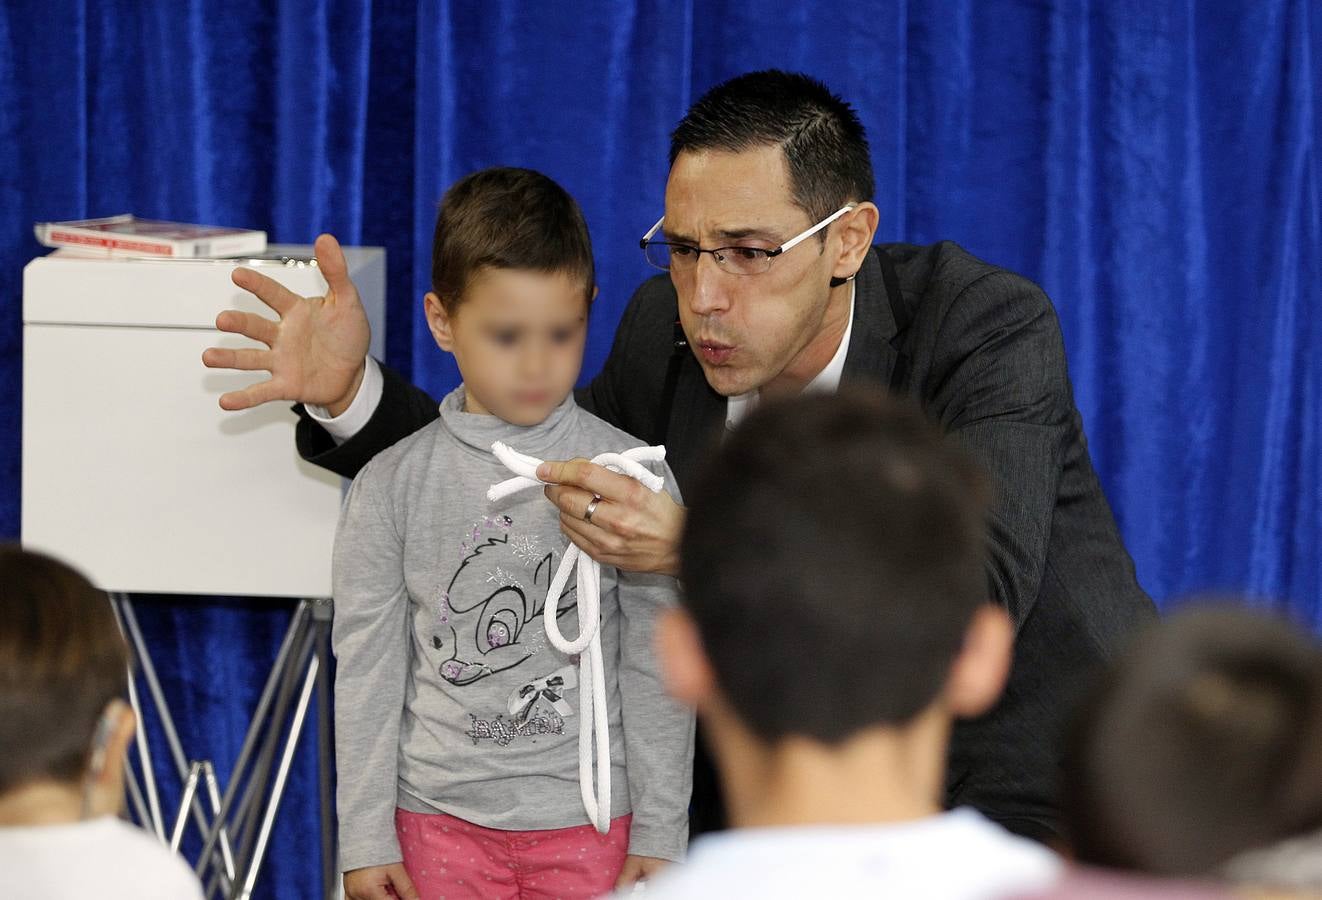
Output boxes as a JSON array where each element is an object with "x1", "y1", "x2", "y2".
[
  {"x1": 0, "y1": 546, "x2": 204, "y2": 899},
  {"x1": 332, "y1": 168, "x2": 693, "y2": 900},
  {"x1": 1063, "y1": 606, "x2": 1322, "y2": 882},
  {"x1": 641, "y1": 391, "x2": 1062, "y2": 899}
]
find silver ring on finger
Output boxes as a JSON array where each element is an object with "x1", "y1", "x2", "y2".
[{"x1": 583, "y1": 494, "x2": 602, "y2": 524}]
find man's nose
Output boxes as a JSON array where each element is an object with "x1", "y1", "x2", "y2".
[{"x1": 685, "y1": 252, "x2": 730, "y2": 316}]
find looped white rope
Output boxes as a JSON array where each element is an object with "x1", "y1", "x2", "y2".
[{"x1": 486, "y1": 441, "x2": 666, "y2": 833}]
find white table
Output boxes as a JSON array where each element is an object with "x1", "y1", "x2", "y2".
[{"x1": 22, "y1": 244, "x2": 385, "y2": 597}]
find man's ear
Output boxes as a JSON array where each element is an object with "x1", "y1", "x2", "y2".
[
  {"x1": 831, "y1": 201, "x2": 880, "y2": 281},
  {"x1": 424, "y1": 292, "x2": 456, "y2": 351},
  {"x1": 655, "y1": 608, "x2": 716, "y2": 709},
  {"x1": 944, "y1": 604, "x2": 1014, "y2": 719}
]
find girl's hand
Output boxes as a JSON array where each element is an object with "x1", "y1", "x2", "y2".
[
  {"x1": 343, "y1": 862, "x2": 419, "y2": 900},
  {"x1": 615, "y1": 853, "x2": 671, "y2": 889}
]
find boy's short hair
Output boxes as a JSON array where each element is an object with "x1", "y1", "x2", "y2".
[
  {"x1": 670, "y1": 70, "x2": 875, "y2": 225},
  {"x1": 0, "y1": 546, "x2": 127, "y2": 792},
  {"x1": 680, "y1": 389, "x2": 991, "y2": 743},
  {"x1": 430, "y1": 167, "x2": 595, "y2": 313},
  {"x1": 1064, "y1": 606, "x2": 1322, "y2": 876}
]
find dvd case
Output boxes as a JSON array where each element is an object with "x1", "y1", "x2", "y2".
[{"x1": 34, "y1": 214, "x2": 268, "y2": 258}]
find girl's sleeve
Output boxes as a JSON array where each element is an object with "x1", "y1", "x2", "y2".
[{"x1": 332, "y1": 461, "x2": 412, "y2": 872}]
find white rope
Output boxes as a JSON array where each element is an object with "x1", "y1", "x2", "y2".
[{"x1": 486, "y1": 441, "x2": 667, "y2": 833}]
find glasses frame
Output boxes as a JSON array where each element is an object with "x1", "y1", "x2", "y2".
[{"x1": 639, "y1": 204, "x2": 857, "y2": 275}]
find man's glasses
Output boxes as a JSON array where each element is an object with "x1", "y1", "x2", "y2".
[{"x1": 639, "y1": 204, "x2": 855, "y2": 276}]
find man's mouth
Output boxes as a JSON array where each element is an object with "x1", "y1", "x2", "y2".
[{"x1": 695, "y1": 340, "x2": 735, "y2": 365}]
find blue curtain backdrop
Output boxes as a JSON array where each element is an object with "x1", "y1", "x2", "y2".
[{"x1": 1, "y1": 1, "x2": 1318, "y2": 895}]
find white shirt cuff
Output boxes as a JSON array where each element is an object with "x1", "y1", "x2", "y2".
[{"x1": 305, "y1": 356, "x2": 383, "y2": 445}]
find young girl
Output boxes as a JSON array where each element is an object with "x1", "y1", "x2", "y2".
[{"x1": 331, "y1": 168, "x2": 693, "y2": 900}]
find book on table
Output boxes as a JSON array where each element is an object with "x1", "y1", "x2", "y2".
[{"x1": 34, "y1": 214, "x2": 268, "y2": 258}]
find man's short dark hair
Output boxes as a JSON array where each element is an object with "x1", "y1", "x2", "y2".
[
  {"x1": 0, "y1": 546, "x2": 128, "y2": 793},
  {"x1": 670, "y1": 70, "x2": 875, "y2": 224},
  {"x1": 430, "y1": 167, "x2": 595, "y2": 313},
  {"x1": 1064, "y1": 606, "x2": 1322, "y2": 876},
  {"x1": 680, "y1": 390, "x2": 991, "y2": 744}
]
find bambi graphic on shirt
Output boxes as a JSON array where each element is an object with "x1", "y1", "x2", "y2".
[{"x1": 431, "y1": 514, "x2": 579, "y2": 742}]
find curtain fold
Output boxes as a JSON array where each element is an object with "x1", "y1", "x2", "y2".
[{"x1": 1, "y1": 2, "x2": 1319, "y2": 895}]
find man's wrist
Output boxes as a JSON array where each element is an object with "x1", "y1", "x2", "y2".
[
  {"x1": 306, "y1": 356, "x2": 384, "y2": 445},
  {"x1": 661, "y1": 506, "x2": 686, "y2": 577},
  {"x1": 326, "y1": 362, "x2": 368, "y2": 418},
  {"x1": 660, "y1": 548, "x2": 682, "y2": 578}
]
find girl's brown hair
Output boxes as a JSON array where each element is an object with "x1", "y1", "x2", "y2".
[{"x1": 429, "y1": 167, "x2": 595, "y2": 313}]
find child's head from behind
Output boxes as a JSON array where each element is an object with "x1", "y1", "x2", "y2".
[
  {"x1": 425, "y1": 167, "x2": 596, "y2": 426},
  {"x1": 1064, "y1": 606, "x2": 1322, "y2": 878},
  {"x1": 667, "y1": 390, "x2": 1008, "y2": 752},
  {"x1": 0, "y1": 546, "x2": 134, "y2": 817}
]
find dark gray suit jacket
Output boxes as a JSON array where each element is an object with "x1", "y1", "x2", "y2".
[{"x1": 297, "y1": 241, "x2": 1157, "y2": 839}]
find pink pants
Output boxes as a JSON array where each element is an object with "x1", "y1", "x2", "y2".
[{"x1": 395, "y1": 808, "x2": 631, "y2": 900}]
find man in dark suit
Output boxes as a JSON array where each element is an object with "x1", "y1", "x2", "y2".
[{"x1": 205, "y1": 70, "x2": 1156, "y2": 842}]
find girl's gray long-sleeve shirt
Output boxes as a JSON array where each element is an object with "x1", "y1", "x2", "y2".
[{"x1": 332, "y1": 387, "x2": 694, "y2": 873}]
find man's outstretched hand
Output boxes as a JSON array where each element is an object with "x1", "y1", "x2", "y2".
[{"x1": 202, "y1": 233, "x2": 370, "y2": 415}]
